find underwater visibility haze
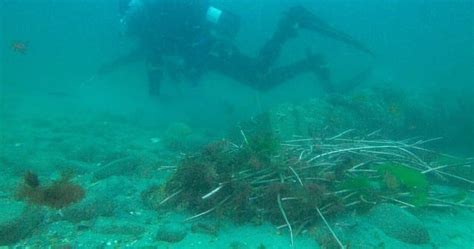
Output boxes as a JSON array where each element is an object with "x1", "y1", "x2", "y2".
[{"x1": 1, "y1": 0, "x2": 473, "y2": 248}]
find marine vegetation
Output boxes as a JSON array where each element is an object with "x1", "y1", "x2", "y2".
[
  {"x1": 158, "y1": 114, "x2": 474, "y2": 248},
  {"x1": 16, "y1": 171, "x2": 85, "y2": 209}
]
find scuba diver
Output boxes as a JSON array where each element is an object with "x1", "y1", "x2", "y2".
[{"x1": 99, "y1": 0, "x2": 373, "y2": 96}]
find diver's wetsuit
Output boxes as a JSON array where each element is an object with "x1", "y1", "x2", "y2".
[
  {"x1": 121, "y1": 0, "x2": 213, "y2": 96},
  {"x1": 112, "y1": 0, "x2": 373, "y2": 96}
]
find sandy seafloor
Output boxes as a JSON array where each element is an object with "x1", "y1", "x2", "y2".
[{"x1": 0, "y1": 91, "x2": 473, "y2": 249}]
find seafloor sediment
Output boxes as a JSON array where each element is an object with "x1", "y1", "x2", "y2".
[{"x1": 0, "y1": 88, "x2": 473, "y2": 249}]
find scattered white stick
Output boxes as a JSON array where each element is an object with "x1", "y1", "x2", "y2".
[
  {"x1": 381, "y1": 196, "x2": 415, "y2": 208},
  {"x1": 202, "y1": 184, "x2": 224, "y2": 200},
  {"x1": 240, "y1": 129, "x2": 249, "y2": 146},
  {"x1": 159, "y1": 190, "x2": 182, "y2": 206},
  {"x1": 289, "y1": 166, "x2": 304, "y2": 186},
  {"x1": 278, "y1": 194, "x2": 294, "y2": 248},
  {"x1": 328, "y1": 129, "x2": 355, "y2": 140},
  {"x1": 316, "y1": 207, "x2": 345, "y2": 249},
  {"x1": 185, "y1": 196, "x2": 230, "y2": 222}
]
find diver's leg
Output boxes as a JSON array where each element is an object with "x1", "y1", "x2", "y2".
[
  {"x1": 206, "y1": 45, "x2": 261, "y2": 88},
  {"x1": 145, "y1": 52, "x2": 166, "y2": 97},
  {"x1": 285, "y1": 6, "x2": 374, "y2": 56},
  {"x1": 207, "y1": 45, "x2": 333, "y2": 92},
  {"x1": 258, "y1": 5, "x2": 373, "y2": 67},
  {"x1": 257, "y1": 11, "x2": 299, "y2": 71},
  {"x1": 147, "y1": 67, "x2": 163, "y2": 96},
  {"x1": 258, "y1": 53, "x2": 334, "y2": 92}
]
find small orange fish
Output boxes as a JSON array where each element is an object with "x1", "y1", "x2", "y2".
[
  {"x1": 388, "y1": 103, "x2": 400, "y2": 115},
  {"x1": 11, "y1": 41, "x2": 28, "y2": 54}
]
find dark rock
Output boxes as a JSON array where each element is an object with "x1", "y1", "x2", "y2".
[
  {"x1": 92, "y1": 156, "x2": 139, "y2": 181},
  {"x1": 368, "y1": 203, "x2": 430, "y2": 244},
  {"x1": 90, "y1": 176, "x2": 137, "y2": 198},
  {"x1": 94, "y1": 219, "x2": 145, "y2": 236},
  {"x1": 141, "y1": 185, "x2": 163, "y2": 210},
  {"x1": 0, "y1": 202, "x2": 45, "y2": 245},
  {"x1": 191, "y1": 221, "x2": 219, "y2": 236},
  {"x1": 61, "y1": 196, "x2": 116, "y2": 223},
  {"x1": 155, "y1": 223, "x2": 187, "y2": 243},
  {"x1": 229, "y1": 241, "x2": 250, "y2": 249},
  {"x1": 76, "y1": 220, "x2": 95, "y2": 231},
  {"x1": 98, "y1": 223, "x2": 145, "y2": 236}
]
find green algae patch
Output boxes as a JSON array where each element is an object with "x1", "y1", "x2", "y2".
[{"x1": 379, "y1": 163, "x2": 429, "y2": 206}]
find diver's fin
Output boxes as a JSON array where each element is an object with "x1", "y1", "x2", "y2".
[{"x1": 288, "y1": 6, "x2": 375, "y2": 57}]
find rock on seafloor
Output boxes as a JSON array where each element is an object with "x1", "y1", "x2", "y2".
[
  {"x1": 155, "y1": 223, "x2": 187, "y2": 243},
  {"x1": 0, "y1": 201, "x2": 45, "y2": 246},
  {"x1": 368, "y1": 203, "x2": 430, "y2": 245},
  {"x1": 60, "y1": 195, "x2": 116, "y2": 223}
]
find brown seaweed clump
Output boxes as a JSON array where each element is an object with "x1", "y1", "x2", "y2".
[
  {"x1": 158, "y1": 115, "x2": 473, "y2": 248},
  {"x1": 16, "y1": 171, "x2": 85, "y2": 209}
]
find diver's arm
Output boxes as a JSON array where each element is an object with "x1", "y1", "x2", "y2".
[{"x1": 97, "y1": 48, "x2": 144, "y2": 76}]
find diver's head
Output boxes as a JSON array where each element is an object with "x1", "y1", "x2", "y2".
[
  {"x1": 206, "y1": 6, "x2": 223, "y2": 24},
  {"x1": 206, "y1": 6, "x2": 240, "y2": 38},
  {"x1": 119, "y1": 0, "x2": 143, "y2": 16}
]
